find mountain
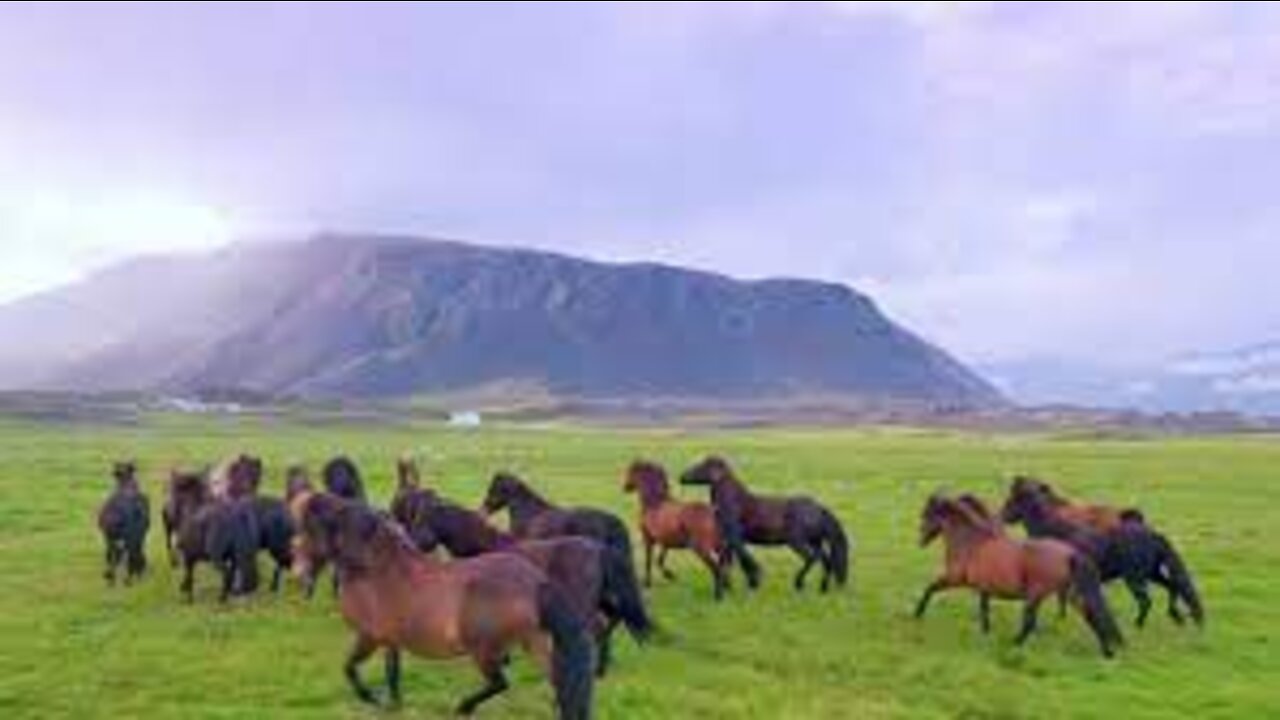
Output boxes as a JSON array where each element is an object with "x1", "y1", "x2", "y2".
[
  {"x1": 984, "y1": 342, "x2": 1280, "y2": 415},
  {"x1": 0, "y1": 234, "x2": 1001, "y2": 405}
]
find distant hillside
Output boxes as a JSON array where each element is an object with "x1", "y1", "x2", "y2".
[
  {"x1": 0, "y1": 234, "x2": 1001, "y2": 405},
  {"x1": 984, "y1": 342, "x2": 1280, "y2": 415}
]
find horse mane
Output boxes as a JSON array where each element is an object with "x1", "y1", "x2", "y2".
[
  {"x1": 955, "y1": 494, "x2": 996, "y2": 525},
  {"x1": 942, "y1": 496, "x2": 999, "y2": 536},
  {"x1": 495, "y1": 472, "x2": 550, "y2": 506}
]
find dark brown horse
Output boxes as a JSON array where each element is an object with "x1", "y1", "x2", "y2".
[
  {"x1": 162, "y1": 466, "x2": 210, "y2": 566},
  {"x1": 393, "y1": 458, "x2": 652, "y2": 677},
  {"x1": 482, "y1": 472, "x2": 635, "y2": 574},
  {"x1": 211, "y1": 454, "x2": 264, "y2": 500},
  {"x1": 291, "y1": 492, "x2": 595, "y2": 718},
  {"x1": 169, "y1": 471, "x2": 260, "y2": 603},
  {"x1": 623, "y1": 460, "x2": 727, "y2": 599},
  {"x1": 916, "y1": 493, "x2": 1123, "y2": 657},
  {"x1": 679, "y1": 456, "x2": 849, "y2": 592},
  {"x1": 1009, "y1": 476, "x2": 1130, "y2": 533},
  {"x1": 98, "y1": 461, "x2": 150, "y2": 585},
  {"x1": 1001, "y1": 480, "x2": 1203, "y2": 627}
]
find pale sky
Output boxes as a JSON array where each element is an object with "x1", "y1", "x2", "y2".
[{"x1": 3, "y1": 1, "x2": 1279, "y2": 368}]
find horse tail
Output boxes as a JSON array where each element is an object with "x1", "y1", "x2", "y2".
[
  {"x1": 600, "y1": 545, "x2": 653, "y2": 643},
  {"x1": 1068, "y1": 554, "x2": 1123, "y2": 656},
  {"x1": 538, "y1": 584, "x2": 596, "y2": 720},
  {"x1": 819, "y1": 506, "x2": 850, "y2": 588},
  {"x1": 1154, "y1": 531, "x2": 1204, "y2": 626},
  {"x1": 603, "y1": 515, "x2": 635, "y2": 573}
]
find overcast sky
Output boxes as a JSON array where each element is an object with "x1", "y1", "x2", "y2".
[{"x1": 2, "y1": 1, "x2": 1278, "y2": 367}]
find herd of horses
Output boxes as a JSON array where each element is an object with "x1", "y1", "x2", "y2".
[{"x1": 96, "y1": 455, "x2": 1203, "y2": 718}]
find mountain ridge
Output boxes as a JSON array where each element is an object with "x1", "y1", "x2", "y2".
[{"x1": 0, "y1": 234, "x2": 1001, "y2": 405}]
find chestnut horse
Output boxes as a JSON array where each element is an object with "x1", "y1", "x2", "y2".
[
  {"x1": 393, "y1": 459, "x2": 652, "y2": 677},
  {"x1": 482, "y1": 473, "x2": 635, "y2": 574},
  {"x1": 623, "y1": 460, "x2": 727, "y2": 599},
  {"x1": 97, "y1": 461, "x2": 150, "y2": 585},
  {"x1": 291, "y1": 492, "x2": 595, "y2": 718},
  {"x1": 679, "y1": 456, "x2": 849, "y2": 593},
  {"x1": 1009, "y1": 476, "x2": 1131, "y2": 532},
  {"x1": 1001, "y1": 480, "x2": 1203, "y2": 627},
  {"x1": 916, "y1": 493, "x2": 1123, "y2": 657}
]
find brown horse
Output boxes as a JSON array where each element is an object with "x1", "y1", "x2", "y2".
[
  {"x1": 915, "y1": 493, "x2": 1123, "y2": 657},
  {"x1": 291, "y1": 492, "x2": 595, "y2": 718},
  {"x1": 679, "y1": 456, "x2": 849, "y2": 593},
  {"x1": 1010, "y1": 476, "x2": 1130, "y2": 532},
  {"x1": 169, "y1": 470, "x2": 260, "y2": 602},
  {"x1": 623, "y1": 460, "x2": 727, "y2": 599},
  {"x1": 285, "y1": 464, "x2": 314, "y2": 503},
  {"x1": 393, "y1": 458, "x2": 652, "y2": 677}
]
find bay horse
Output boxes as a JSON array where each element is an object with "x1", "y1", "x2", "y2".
[
  {"x1": 482, "y1": 473, "x2": 635, "y2": 574},
  {"x1": 1001, "y1": 481, "x2": 1203, "y2": 627},
  {"x1": 1009, "y1": 476, "x2": 1131, "y2": 532},
  {"x1": 393, "y1": 459, "x2": 652, "y2": 677},
  {"x1": 623, "y1": 460, "x2": 727, "y2": 599},
  {"x1": 291, "y1": 492, "x2": 595, "y2": 718},
  {"x1": 97, "y1": 461, "x2": 150, "y2": 585},
  {"x1": 916, "y1": 493, "x2": 1123, "y2": 657},
  {"x1": 679, "y1": 456, "x2": 849, "y2": 592}
]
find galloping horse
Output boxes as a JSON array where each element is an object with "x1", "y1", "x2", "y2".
[
  {"x1": 323, "y1": 456, "x2": 368, "y2": 504},
  {"x1": 679, "y1": 456, "x2": 849, "y2": 593},
  {"x1": 916, "y1": 493, "x2": 1123, "y2": 657},
  {"x1": 291, "y1": 492, "x2": 596, "y2": 718},
  {"x1": 97, "y1": 461, "x2": 150, "y2": 585},
  {"x1": 394, "y1": 459, "x2": 651, "y2": 677},
  {"x1": 1009, "y1": 476, "x2": 1131, "y2": 532},
  {"x1": 482, "y1": 472, "x2": 634, "y2": 572},
  {"x1": 169, "y1": 470, "x2": 260, "y2": 602},
  {"x1": 1001, "y1": 480, "x2": 1203, "y2": 627},
  {"x1": 623, "y1": 460, "x2": 727, "y2": 599}
]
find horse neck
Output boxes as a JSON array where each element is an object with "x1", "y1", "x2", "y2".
[
  {"x1": 507, "y1": 488, "x2": 553, "y2": 526},
  {"x1": 940, "y1": 514, "x2": 998, "y2": 557},
  {"x1": 1019, "y1": 498, "x2": 1067, "y2": 537},
  {"x1": 712, "y1": 475, "x2": 753, "y2": 507},
  {"x1": 637, "y1": 480, "x2": 670, "y2": 510}
]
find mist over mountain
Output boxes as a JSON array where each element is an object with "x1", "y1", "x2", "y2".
[{"x1": 0, "y1": 235, "x2": 999, "y2": 406}]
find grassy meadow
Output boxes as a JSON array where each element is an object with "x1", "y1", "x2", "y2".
[{"x1": 0, "y1": 414, "x2": 1276, "y2": 718}]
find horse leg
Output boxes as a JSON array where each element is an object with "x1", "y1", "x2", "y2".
[
  {"x1": 271, "y1": 562, "x2": 283, "y2": 594},
  {"x1": 696, "y1": 547, "x2": 725, "y2": 601},
  {"x1": 219, "y1": 558, "x2": 235, "y2": 604},
  {"x1": 181, "y1": 557, "x2": 196, "y2": 602},
  {"x1": 1124, "y1": 574, "x2": 1153, "y2": 628},
  {"x1": 595, "y1": 615, "x2": 617, "y2": 678},
  {"x1": 788, "y1": 539, "x2": 819, "y2": 592},
  {"x1": 1149, "y1": 571, "x2": 1185, "y2": 625},
  {"x1": 456, "y1": 650, "x2": 510, "y2": 716},
  {"x1": 344, "y1": 635, "x2": 381, "y2": 706},
  {"x1": 657, "y1": 546, "x2": 676, "y2": 581},
  {"x1": 913, "y1": 577, "x2": 953, "y2": 619},
  {"x1": 385, "y1": 647, "x2": 402, "y2": 707},
  {"x1": 818, "y1": 541, "x2": 835, "y2": 594},
  {"x1": 1015, "y1": 597, "x2": 1045, "y2": 646},
  {"x1": 103, "y1": 540, "x2": 118, "y2": 585},
  {"x1": 979, "y1": 593, "x2": 992, "y2": 634},
  {"x1": 643, "y1": 537, "x2": 655, "y2": 588}
]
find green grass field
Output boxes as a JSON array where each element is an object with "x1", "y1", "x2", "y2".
[{"x1": 1, "y1": 414, "x2": 1276, "y2": 719}]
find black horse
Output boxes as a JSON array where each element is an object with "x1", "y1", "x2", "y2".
[
  {"x1": 680, "y1": 456, "x2": 849, "y2": 593},
  {"x1": 323, "y1": 456, "x2": 367, "y2": 504},
  {"x1": 98, "y1": 461, "x2": 151, "y2": 585},
  {"x1": 252, "y1": 495, "x2": 294, "y2": 593},
  {"x1": 1001, "y1": 482, "x2": 1203, "y2": 627},
  {"x1": 481, "y1": 472, "x2": 635, "y2": 571}
]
